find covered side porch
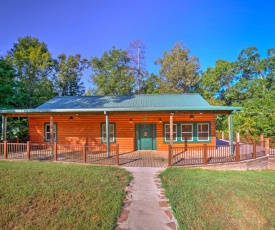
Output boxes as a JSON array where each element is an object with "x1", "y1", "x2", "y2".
[
  {"x1": 0, "y1": 138, "x2": 272, "y2": 168},
  {"x1": 1, "y1": 110, "x2": 235, "y2": 150},
  {"x1": 1, "y1": 94, "x2": 244, "y2": 167}
]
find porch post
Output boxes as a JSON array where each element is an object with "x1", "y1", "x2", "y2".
[
  {"x1": 104, "y1": 111, "x2": 110, "y2": 157},
  {"x1": 265, "y1": 138, "x2": 270, "y2": 155},
  {"x1": 228, "y1": 113, "x2": 234, "y2": 154},
  {"x1": 1, "y1": 115, "x2": 7, "y2": 141},
  {"x1": 50, "y1": 116, "x2": 54, "y2": 155},
  {"x1": 170, "y1": 113, "x2": 174, "y2": 146}
]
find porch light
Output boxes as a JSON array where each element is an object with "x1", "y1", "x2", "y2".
[
  {"x1": 159, "y1": 118, "x2": 162, "y2": 124},
  {"x1": 190, "y1": 115, "x2": 194, "y2": 121},
  {"x1": 69, "y1": 116, "x2": 74, "y2": 121},
  {"x1": 130, "y1": 118, "x2": 132, "y2": 124}
]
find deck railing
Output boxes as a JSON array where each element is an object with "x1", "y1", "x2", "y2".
[
  {"x1": 172, "y1": 145, "x2": 204, "y2": 166},
  {"x1": 7, "y1": 143, "x2": 27, "y2": 159},
  {"x1": 216, "y1": 131, "x2": 264, "y2": 143},
  {"x1": 169, "y1": 140, "x2": 269, "y2": 166},
  {"x1": 57, "y1": 144, "x2": 83, "y2": 163},
  {"x1": 86, "y1": 145, "x2": 118, "y2": 165},
  {"x1": 239, "y1": 143, "x2": 254, "y2": 161},
  {"x1": 0, "y1": 143, "x2": 4, "y2": 159},
  {"x1": 0, "y1": 138, "x2": 273, "y2": 167},
  {"x1": 0, "y1": 141, "x2": 119, "y2": 165},
  {"x1": 270, "y1": 139, "x2": 275, "y2": 155},
  {"x1": 30, "y1": 143, "x2": 53, "y2": 160}
]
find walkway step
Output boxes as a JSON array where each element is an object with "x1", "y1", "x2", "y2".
[{"x1": 116, "y1": 167, "x2": 178, "y2": 230}]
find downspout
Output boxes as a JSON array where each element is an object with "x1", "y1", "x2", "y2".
[
  {"x1": 50, "y1": 116, "x2": 54, "y2": 155},
  {"x1": 170, "y1": 113, "x2": 174, "y2": 146},
  {"x1": 104, "y1": 111, "x2": 110, "y2": 157},
  {"x1": 229, "y1": 112, "x2": 234, "y2": 154},
  {"x1": 1, "y1": 115, "x2": 7, "y2": 141}
]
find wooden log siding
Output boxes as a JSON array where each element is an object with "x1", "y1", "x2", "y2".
[{"x1": 28, "y1": 113, "x2": 216, "y2": 152}]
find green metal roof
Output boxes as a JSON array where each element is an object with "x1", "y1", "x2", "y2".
[{"x1": 0, "y1": 94, "x2": 242, "y2": 114}]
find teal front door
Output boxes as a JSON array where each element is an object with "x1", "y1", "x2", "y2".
[{"x1": 136, "y1": 124, "x2": 156, "y2": 150}]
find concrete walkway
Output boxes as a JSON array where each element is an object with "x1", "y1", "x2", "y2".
[{"x1": 116, "y1": 167, "x2": 178, "y2": 230}]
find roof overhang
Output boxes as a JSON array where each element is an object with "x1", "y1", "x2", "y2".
[{"x1": 0, "y1": 106, "x2": 242, "y2": 116}]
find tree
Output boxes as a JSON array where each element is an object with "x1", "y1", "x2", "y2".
[
  {"x1": 233, "y1": 80, "x2": 275, "y2": 138},
  {"x1": 0, "y1": 57, "x2": 20, "y2": 108},
  {"x1": 7, "y1": 36, "x2": 56, "y2": 108},
  {"x1": 127, "y1": 40, "x2": 147, "y2": 93},
  {"x1": 84, "y1": 87, "x2": 93, "y2": 96},
  {"x1": 237, "y1": 46, "x2": 261, "y2": 81},
  {"x1": 155, "y1": 41, "x2": 201, "y2": 94},
  {"x1": 0, "y1": 57, "x2": 29, "y2": 141},
  {"x1": 199, "y1": 46, "x2": 275, "y2": 137},
  {"x1": 262, "y1": 48, "x2": 275, "y2": 89},
  {"x1": 56, "y1": 54, "x2": 88, "y2": 96},
  {"x1": 140, "y1": 73, "x2": 160, "y2": 94},
  {"x1": 90, "y1": 47, "x2": 134, "y2": 95},
  {"x1": 200, "y1": 60, "x2": 234, "y2": 101},
  {"x1": 224, "y1": 47, "x2": 264, "y2": 106}
]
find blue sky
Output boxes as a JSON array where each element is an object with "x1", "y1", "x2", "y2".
[{"x1": 1, "y1": 0, "x2": 274, "y2": 90}]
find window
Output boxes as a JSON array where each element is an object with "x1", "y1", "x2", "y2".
[
  {"x1": 164, "y1": 124, "x2": 177, "y2": 141},
  {"x1": 198, "y1": 123, "x2": 209, "y2": 141},
  {"x1": 181, "y1": 124, "x2": 193, "y2": 141},
  {"x1": 163, "y1": 122, "x2": 211, "y2": 143},
  {"x1": 44, "y1": 123, "x2": 57, "y2": 142},
  {"x1": 101, "y1": 123, "x2": 116, "y2": 143}
]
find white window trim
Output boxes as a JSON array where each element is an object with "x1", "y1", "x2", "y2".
[
  {"x1": 45, "y1": 123, "x2": 57, "y2": 142},
  {"x1": 197, "y1": 123, "x2": 210, "y2": 141},
  {"x1": 164, "y1": 124, "x2": 177, "y2": 142},
  {"x1": 181, "y1": 123, "x2": 193, "y2": 141},
  {"x1": 102, "y1": 123, "x2": 115, "y2": 143}
]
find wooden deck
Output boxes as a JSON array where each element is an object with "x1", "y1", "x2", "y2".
[{"x1": 119, "y1": 151, "x2": 168, "y2": 167}]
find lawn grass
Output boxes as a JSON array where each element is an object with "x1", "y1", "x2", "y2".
[
  {"x1": 159, "y1": 168, "x2": 275, "y2": 230},
  {"x1": 0, "y1": 161, "x2": 131, "y2": 230}
]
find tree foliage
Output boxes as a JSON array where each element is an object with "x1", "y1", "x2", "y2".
[
  {"x1": 90, "y1": 47, "x2": 134, "y2": 95},
  {"x1": 140, "y1": 73, "x2": 159, "y2": 94},
  {"x1": 200, "y1": 60, "x2": 234, "y2": 101},
  {"x1": 7, "y1": 36, "x2": 56, "y2": 108},
  {"x1": 56, "y1": 54, "x2": 88, "y2": 96},
  {"x1": 0, "y1": 57, "x2": 20, "y2": 109},
  {"x1": 201, "y1": 46, "x2": 275, "y2": 137},
  {"x1": 1, "y1": 35, "x2": 275, "y2": 140},
  {"x1": 155, "y1": 41, "x2": 201, "y2": 94}
]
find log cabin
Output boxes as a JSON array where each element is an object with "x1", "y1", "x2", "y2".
[{"x1": 0, "y1": 94, "x2": 241, "y2": 152}]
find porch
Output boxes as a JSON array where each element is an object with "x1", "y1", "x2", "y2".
[
  {"x1": 0, "y1": 141, "x2": 168, "y2": 167},
  {"x1": 119, "y1": 151, "x2": 167, "y2": 167},
  {"x1": 0, "y1": 138, "x2": 274, "y2": 168}
]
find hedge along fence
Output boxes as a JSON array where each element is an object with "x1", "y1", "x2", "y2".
[{"x1": 0, "y1": 141, "x2": 120, "y2": 166}]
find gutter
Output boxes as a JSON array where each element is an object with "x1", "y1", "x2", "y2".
[{"x1": 0, "y1": 106, "x2": 242, "y2": 115}]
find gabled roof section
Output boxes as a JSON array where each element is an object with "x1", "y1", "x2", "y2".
[
  {"x1": 0, "y1": 94, "x2": 242, "y2": 114},
  {"x1": 37, "y1": 94, "x2": 210, "y2": 110}
]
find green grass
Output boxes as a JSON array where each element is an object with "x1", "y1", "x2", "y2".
[
  {"x1": 0, "y1": 161, "x2": 131, "y2": 230},
  {"x1": 159, "y1": 168, "x2": 275, "y2": 230}
]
